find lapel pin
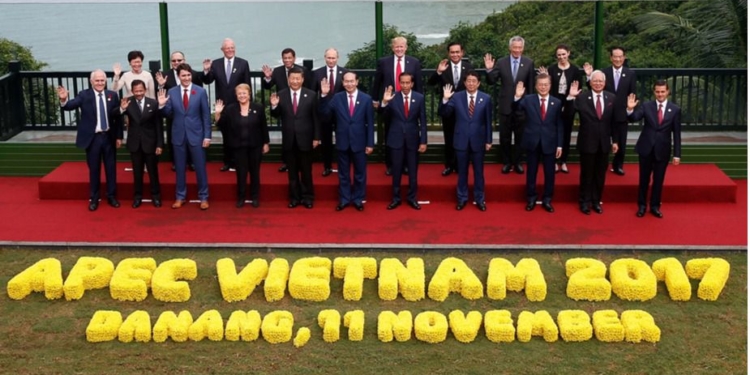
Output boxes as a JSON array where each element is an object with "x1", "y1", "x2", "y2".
[
  {"x1": 356, "y1": 101, "x2": 360, "y2": 105},
  {"x1": 667, "y1": 108, "x2": 672, "y2": 112},
  {"x1": 550, "y1": 102, "x2": 555, "y2": 106},
  {"x1": 232, "y1": 68, "x2": 236, "y2": 73},
  {"x1": 622, "y1": 73, "x2": 626, "y2": 77},
  {"x1": 304, "y1": 94, "x2": 307, "y2": 98},
  {"x1": 253, "y1": 110, "x2": 256, "y2": 113}
]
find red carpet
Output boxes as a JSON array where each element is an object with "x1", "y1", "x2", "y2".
[
  {"x1": 39, "y1": 162, "x2": 736, "y2": 203},
  {"x1": 2, "y1": 175, "x2": 746, "y2": 248}
]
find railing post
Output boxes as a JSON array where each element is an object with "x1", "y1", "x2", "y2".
[{"x1": 8, "y1": 61, "x2": 26, "y2": 135}]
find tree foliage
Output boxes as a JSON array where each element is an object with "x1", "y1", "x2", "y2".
[{"x1": 0, "y1": 38, "x2": 47, "y2": 74}]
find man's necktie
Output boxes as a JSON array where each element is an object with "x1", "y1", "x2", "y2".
[
  {"x1": 183, "y1": 89, "x2": 189, "y2": 110},
  {"x1": 329, "y1": 68, "x2": 334, "y2": 93},
  {"x1": 614, "y1": 69, "x2": 620, "y2": 91},
  {"x1": 453, "y1": 64, "x2": 459, "y2": 87},
  {"x1": 512, "y1": 60, "x2": 518, "y2": 81},
  {"x1": 658, "y1": 103, "x2": 663, "y2": 125},
  {"x1": 293, "y1": 92, "x2": 298, "y2": 115},
  {"x1": 403, "y1": 95, "x2": 409, "y2": 117},
  {"x1": 138, "y1": 99, "x2": 143, "y2": 112},
  {"x1": 395, "y1": 57, "x2": 402, "y2": 92},
  {"x1": 596, "y1": 94, "x2": 603, "y2": 120},
  {"x1": 348, "y1": 94, "x2": 354, "y2": 116},
  {"x1": 469, "y1": 95, "x2": 475, "y2": 118},
  {"x1": 540, "y1": 98, "x2": 546, "y2": 121},
  {"x1": 225, "y1": 59, "x2": 232, "y2": 84},
  {"x1": 98, "y1": 93, "x2": 108, "y2": 131}
]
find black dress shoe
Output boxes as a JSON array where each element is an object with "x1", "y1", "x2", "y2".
[
  {"x1": 514, "y1": 164, "x2": 524, "y2": 174},
  {"x1": 322, "y1": 168, "x2": 332, "y2": 177},
  {"x1": 525, "y1": 201, "x2": 535, "y2": 211},
  {"x1": 476, "y1": 202, "x2": 487, "y2": 211},
  {"x1": 501, "y1": 164, "x2": 512, "y2": 174},
  {"x1": 304, "y1": 202, "x2": 313, "y2": 209},
  {"x1": 580, "y1": 205, "x2": 591, "y2": 215},
  {"x1": 188, "y1": 164, "x2": 195, "y2": 171},
  {"x1": 403, "y1": 167, "x2": 409, "y2": 174},
  {"x1": 88, "y1": 200, "x2": 99, "y2": 211},
  {"x1": 592, "y1": 203, "x2": 603, "y2": 214},
  {"x1": 456, "y1": 201, "x2": 467, "y2": 211},
  {"x1": 612, "y1": 167, "x2": 625, "y2": 176},
  {"x1": 288, "y1": 201, "x2": 298, "y2": 209},
  {"x1": 220, "y1": 164, "x2": 230, "y2": 172},
  {"x1": 650, "y1": 208, "x2": 663, "y2": 218},
  {"x1": 107, "y1": 197, "x2": 120, "y2": 208},
  {"x1": 336, "y1": 203, "x2": 348, "y2": 211},
  {"x1": 385, "y1": 167, "x2": 392, "y2": 176},
  {"x1": 251, "y1": 200, "x2": 260, "y2": 208},
  {"x1": 636, "y1": 206, "x2": 646, "y2": 217},
  {"x1": 171, "y1": 164, "x2": 176, "y2": 172},
  {"x1": 278, "y1": 164, "x2": 288, "y2": 172},
  {"x1": 354, "y1": 203, "x2": 364, "y2": 211},
  {"x1": 387, "y1": 201, "x2": 401, "y2": 210},
  {"x1": 132, "y1": 199, "x2": 142, "y2": 209},
  {"x1": 441, "y1": 168, "x2": 453, "y2": 176},
  {"x1": 153, "y1": 199, "x2": 162, "y2": 208},
  {"x1": 236, "y1": 200, "x2": 245, "y2": 208},
  {"x1": 407, "y1": 201, "x2": 421, "y2": 210},
  {"x1": 542, "y1": 202, "x2": 555, "y2": 213}
]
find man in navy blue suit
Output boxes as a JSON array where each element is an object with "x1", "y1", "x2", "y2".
[
  {"x1": 380, "y1": 73, "x2": 427, "y2": 210},
  {"x1": 371, "y1": 36, "x2": 423, "y2": 176},
  {"x1": 57, "y1": 69, "x2": 124, "y2": 211},
  {"x1": 513, "y1": 73, "x2": 564, "y2": 213},
  {"x1": 320, "y1": 72, "x2": 375, "y2": 211},
  {"x1": 627, "y1": 80, "x2": 682, "y2": 218},
  {"x1": 438, "y1": 71, "x2": 493, "y2": 211},
  {"x1": 313, "y1": 48, "x2": 349, "y2": 177},
  {"x1": 158, "y1": 63, "x2": 212, "y2": 210}
]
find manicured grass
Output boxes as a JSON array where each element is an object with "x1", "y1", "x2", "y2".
[{"x1": 0, "y1": 248, "x2": 746, "y2": 375}]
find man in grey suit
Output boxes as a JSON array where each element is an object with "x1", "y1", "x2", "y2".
[{"x1": 485, "y1": 35, "x2": 535, "y2": 175}]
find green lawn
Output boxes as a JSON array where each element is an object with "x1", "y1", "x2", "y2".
[{"x1": 0, "y1": 248, "x2": 746, "y2": 375}]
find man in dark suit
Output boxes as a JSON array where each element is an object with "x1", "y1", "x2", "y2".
[
  {"x1": 158, "y1": 63, "x2": 212, "y2": 210},
  {"x1": 513, "y1": 73, "x2": 564, "y2": 213},
  {"x1": 155, "y1": 51, "x2": 203, "y2": 172},
  {"x1": 485, "y1": 35, "x2": 535, "y2": 175},
  {"x1": 584, "y1": 46, "x2": 636, "y2": 176},
  {"x1": 270, "y1": 67, "x2": 321, "y2": 209},
  {"x1": 201, "y1": 38, "x2": 252, "y2": 172},
  {"x1": 567, "y1": 71, "x2": 619, "y2": 215},
  {"x1": 428, "y1": 42, "x2": 474, "y2": 177},
  {"x1": 262, "y1": 47, "x2": 313, "y2": 173},
  {"x1": 57, "y1": 69, "x2": 123, "y2": 211},
  {"x1": 438, "y1": 71, "x2": 493, "y2": 212},
  {"x1": 313, "y1": 48, "x2": 349, "y2": 177},
  {"x1": 380, "y1": 73, "x2": 427, "y2": 210},
  {"x1": 371, "y1": 36, "x2": 423, "y2": 176},
  {"x1": 120, "y1": 79, "x2": 164, "y2": 208},
  {"x1": 627, "y1": 80, "x2": 682, "y2": 218},
  {"x1": 320, "y1": 72, "x2": 375, "y2": 211}
]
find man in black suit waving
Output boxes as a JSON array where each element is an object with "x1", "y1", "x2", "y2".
[
  {"x1": 120, "y1": 79, "x2": 164, "y2": 208},
  {"x1": 313, "y1": 48, "x2": 349, "y2": 177},
  {"x1": 202, "y1": 38, "x2": 252, "y2": 172},
  {"x1": 270, "y1": 67, "x2": 321, "y2": 209}
]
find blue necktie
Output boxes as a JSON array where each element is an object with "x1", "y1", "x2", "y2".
[
  {"x1": 226, "y1": 59, "x2": 232, "y2": 84},
  {"x1": 98, "y1": 93, "x2": 108, "y2": 131}
]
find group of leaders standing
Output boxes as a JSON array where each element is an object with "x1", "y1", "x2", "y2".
[{"x1": 56, "y1": 35, "x2": 681, "y2": 218}]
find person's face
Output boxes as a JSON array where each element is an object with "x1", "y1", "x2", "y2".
[
  {"x1": 391, "y1": 40, "x2": 407, "y2": 57},
  {"x1": 235, "y1": 88, "x2": 250, "y2": 104},
  {"x1": 129, "y1": 57, "x2": 143, "y2": 74},
  {"x1": 170, "y1": 53, "x2": 185, "y2": 69},
  {"x1": 590, "y1": 73, "x2": 606, "y2": 93},
  {"x1": 399, "y1": 75, "x2": 413, "y2": 95},
  {"x1": 179, "y1": 70, "x2": 192, "y2": 87},
  {"x1": 653, "y1": 85, "x2": 669, "y2": 102},
  {"x1": 535, "y1": 77, "x2": 551, "y2": 97},
  {"x1": 342, "y1": 73, "x2": 358, "y2": 94},
  {"x1": 556, "y1": 49, "x2": 569, "y2": 64},
  {"x1": 509, "y1": 41, "x2": 524, "y2": 58},
  {"x1": 90, "y1": 72, "x2": 106, "y2": 92},
  {"x1": 464, "y1": 75, "x2": 480, "y2": 93},
  {"x1": 288, "y1": 72, "x2": 303, "y2": 91},
  {"x1": 324, "y1": 50, "x2": 338, "y2": 68},
  {"x1": 222, "y1": 42, "x2": 236, "y2": 59},
  {"x1": 282, "y1": 52, "x2": 295, "y2": 69},
  {"x1": 448, "y1": 45, "x2": 463, "y2": 64},
  {"x1": 132, "y1": 84, "x2": 146, "y2": 101},
  {"x1": 610, "y1": 49, "x2": 625, "y2": 69}
]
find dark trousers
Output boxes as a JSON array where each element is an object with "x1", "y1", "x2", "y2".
[
  {"x1": 389, "y1": 144, "x2": 419, "y2": 203},
  {"x1": 165, "y1": 118, "x2": 192, "y2": 167},
  {"x1": 285, "y1": 145, "x2": 314, "y2": 204},
  {"x1": 559, "y1": 107, "x2": 576, "y2": 164},
  {"x1": 579, "y1": 150, "x2": 609, "y2": 206},
  {"x1": 611, "y1": 120, "x2": 628, "y2": 169},
  {"x1": 525, "y1": 143, "x2": 556, "y2": 204},
  {"x1": 456, "y1": 144, "x2": 486, "y2": 204},
  {"x1": 499, "y1": 113, "x2": 524, "y2": 165},
  {"x1": 130, "y1": 149, "x2": 160, "y2": 200},
  {"x1": 383, "y1": 119, "x2": 392, "y2": 168},
  {"x1": 337, "y1": 147, "x2": 367, "y2": 205},
  {"x1": 219, "y1": 125, "x2": 235, "y2": 168},
  {"x1": 234, "y1": 146, "x2": 262, "y2": 201},
  {"x1": 86, "y1": 132, "x2": 117, "y2": 201},
  {"x1": 638, "y1": 151, "x2": 669, "y2": 208},
  {"x1": 320, "y1": 120, "x2": 335, "y2": 170},
  {"x1": 442, "y1": 115, "x2": 457, "y2": 170}
]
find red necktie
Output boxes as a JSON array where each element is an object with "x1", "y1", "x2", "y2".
[
  {"x1": 348, "y1": 94, "x2": 354, "y2": 116},
  {"x1": 293, "y1": 92, "x2": 298, "y2": 115},
  {"x1": 329, "y1": 68, "x2": 334, "y2": 93},
  {"x1": 657, "y1": 103, "x2": 663, "y2": 125},
  {"x1": 468, "y1": 95, "x2": 475, "y2": 118},
  {"x1": 403, "y1": 95, "x2": 409, "y2": 117},
  {"x1": 395, "y1": 57, "x2": 402, "y2": 92},
  {"x1": 540, "y1": 98, "x2": 546, "y2": 121},
  {"x1": 595, "y1": 94, "x2": 602, "y2": 120},
  {"x1": 183, "y1": 89, "x2": 189, "y2": 110}
]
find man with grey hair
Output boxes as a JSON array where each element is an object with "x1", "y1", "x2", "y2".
[
  {"x1": 485, "y1": 35, "x2": 535, "y2": 175},
  {"x1": 313, "y1": 48, "x2": 349, "y2": 177}
]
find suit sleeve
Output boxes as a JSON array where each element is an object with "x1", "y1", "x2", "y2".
[
  {"x1": 242, "y1": 60, "x2": 252, "y2": 86},
  {"x1": 413, "y1": 58, "x2": 423, "y2": 94},
  {"x1": 312, "y1": 94, "x2": 321, "y2": 140},
  {"x1": 438, "y1": 97, "x2": 455, "y2": 118},
  {"x1": 486, "y1": 62, "x2": 500, "y2": 85},
  {"x1": 201, "y1": 62, "x2": 216, "y2": 85},
  {"x1": 260, "y1": 106, "x2": 270, "y2": 145},
  {"x1": 427, "y1": 70, "x2": 443, "y2": 86},
  {"x1": 419, "y1": 98, "x2": 428, "y2": 145},
  {"x1": 156, "y1": 109, "x2": 164, "y2": 148},
  {"x1": 673, "y1": 107, "x2": 681, "y2": 158},
  {"x1": 627, "y1": 69, "x2": 637, "y2": 95},
  {"x1": 525, "y1": 59, "x2": 535, "y2": 95},
  {"x1": 160, "y1": 90, "x2": 174, "y2": 117},
  {"x1": 201, "y1": 91, "x2": 211, "y2": 140},
  {"x1": 484, "y1": 96, "x2": 493, "y2": 144},
  {"x1": 366, "y1": 103, "x2": 375, "y2": 148}
]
